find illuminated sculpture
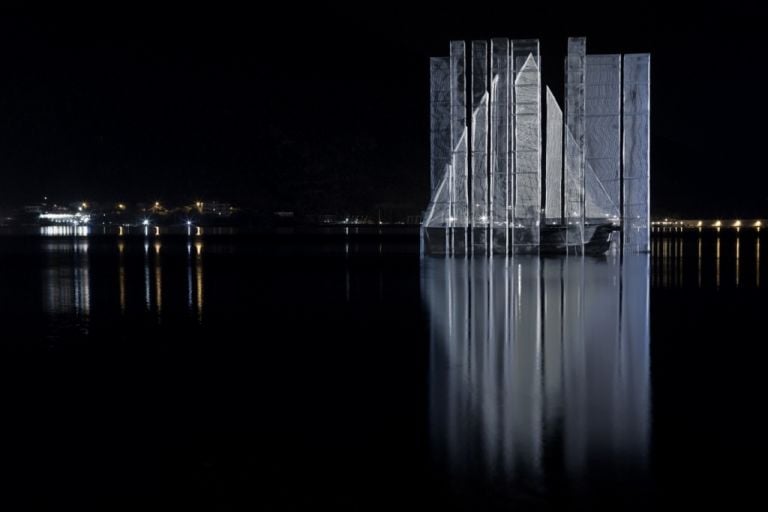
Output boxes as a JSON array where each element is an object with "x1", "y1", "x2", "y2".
[{"x1": 423, "y1": 37, "x2": 650, "y2": 255}]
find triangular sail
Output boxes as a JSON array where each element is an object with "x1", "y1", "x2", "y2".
[
  {"x1": 545, "y1": 87, "x2": 563, "y2": 223},
  {"x1": 424, "y1": 164, "x2": 452, "y2": 228}
]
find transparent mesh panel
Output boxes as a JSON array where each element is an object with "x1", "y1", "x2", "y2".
[
  {"x1": 490, "y1": 38, "x2": 511, "y2": 250},
  {"x1": 622, "y1": 54, "x2": 650, "y2": 252},
  {"x1": 430, "y1": 57, "x2": 451, "y2": 196},
  {"x1": 545, "y1": 87, "x2": 563, "y2": 222},
  {"x1": 512, "y1": 40, "x2": 541, "y2": 249},
  {"x1": 471, "y1": 41, "x2": 489, "y2": 228},
  {"x1": 423, "y1": 164, "x2": 451, "y2": 228},
  {"x1": 450, "y1": 41, "x2": 469, "y2": 229},
  {"x1": 425, "y1": 57, "x2": 451, "y2": 228},
  {"x1": 585, "y1": 55, "x2": 621, "y2": 221},
  {"x1": 584, "y1": 159, "x2": 616, "y2": 222},
  {"x1": 564, "y1": 37, "x2": 586, "y2": 246}
]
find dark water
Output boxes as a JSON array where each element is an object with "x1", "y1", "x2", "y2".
[{"x1": 1, "y1": 230, "x2": 765, "y2": 509}]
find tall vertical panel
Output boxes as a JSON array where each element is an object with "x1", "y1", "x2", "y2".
[
  {"x1": 425, "y1": 57, "x2": 451, "y2": 228},
  {"x1": 512, "y1": 39, "x2": 541, "y2": 251},
  {"x1": 545, "y1": 87, "x2": 563, "y2": 223},
  {"x1": 584, "y1": 55, "x2": 621, "y2": 221},
  {"x1": 490, "y1": 38, "x2": 511, "y2": 253},
  {"x1": 450, "y1": 41, "x2": 469, "y2": 233},
  {"x1": 471, "y1": 41, "x2": 489, "y2": 249},
  {"x1": 564, "y1": 37, "x2": 586, "y2": 247},
  {"x1": 623, "y1": 54, "x2": 651, "y2": 252}
]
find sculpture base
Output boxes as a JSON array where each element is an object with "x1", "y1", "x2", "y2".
[{"x1": 421, "y1": 223, "x2": 618, "y2": 256}]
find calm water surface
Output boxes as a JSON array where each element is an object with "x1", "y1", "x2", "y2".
[{"x1": 1, "y1": 230, "x2": 765, "y2": 509}]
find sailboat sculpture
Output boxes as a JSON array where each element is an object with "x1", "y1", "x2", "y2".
[{"x1": 422, "y1": 37, "x2": 650, "y2": 256}]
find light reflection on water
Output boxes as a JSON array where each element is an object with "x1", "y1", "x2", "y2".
[
  {"x1": 652, "y1": 232, "x2": 762, "y2": 289},
  {"x1": 423, "y1": 254, "x2": 650, "y2": 497},
  {"x1": 118, "y1": 240, "x2": 126, "y2": 313},
  {"x1": 40, "y1": 237, "x2": 205, "y2": 321},
  {"x1": 154, "y1": 240, "x2": 162, "y2": 318},
  {"x1": 183, "y1": 240, "x2": 205, "y2": 321},
  {"x1": 144, "y1": 241, "x2": 151, "y2": 310},
  {"x1": 40, "y1": 225, "x2": 91, "y2": 237},
  {"x1": 42, "y1": 238, "x2": 91, "y2": 320},
  {"x1": 195, "y1": 240, "x2": 204, "y2": 323}
]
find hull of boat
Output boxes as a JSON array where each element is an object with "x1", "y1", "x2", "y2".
[{"x1": 421, "y1": 223, "x2": 618, "y2": 256}]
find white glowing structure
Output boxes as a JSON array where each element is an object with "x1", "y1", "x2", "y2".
[
  {"x1": 490, "y1": 38, "x2": 512, "y2": 252},
  {"x1": 423, "y1": 42, "x2": 469, "y2": 253},
  {"x1": 429, "y1": 57, "x2": 450, "y2": 215},
  {"x1": 623, "y1": 54, "x2": 651, "y2": 252},
  {"x1": 564, "y1": 37, "x2": 586, "y2": 247},
  {"x1": 512, "y1": 40, "x2": 542, "y2": 250},
  {"x1": 585, "y1": 54, "x2": 621, "y2": 222},
  {"x1": 423, "y1": 37, "x2": 650, "y2": 255},
  {"x1": 39, "y1": 212, "x2": 91, "y2": 225},
  {"x1": 449, "y1": 41, "x2": 470, "y2": 249},
  {"x1": 470, "y1": 40, "x2": 489, "y2": 251},
  {"x1": 545, "y1": 86, "x2": 563, "y2": 224}
]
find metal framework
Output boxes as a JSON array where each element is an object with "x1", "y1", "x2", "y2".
[
  {"x1": 585, "y1": 55, "x2": 621, "y2": 221},
  {"x1": 623, "y1": 54, "x2": 651, "y2": 252},
  {"x1": 512, "y1": 39, "x2": 542, "y2": 250},
  {"x1": 564, "y1": 37, "x2": 586, "y2": 247},
  {"x1": 545, "y1": 86, "x2": 563, "y2": 223},
  {"x1": 490, "y1": 38, "x2": 511, "y2": 253},
  {"x1": 423, "y1": 37, "x2": 651, "y2": 255},
  {"x1": 427, "y1": 57, "x2": 451, "y2": 227},
  {"x1": 471, "y1": 41, "x2": 489, "y2": 251},
  {"x1": 450, "y1": 41, "x2": 469, "y2": 238}
]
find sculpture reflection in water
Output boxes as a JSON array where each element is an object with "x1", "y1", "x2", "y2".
[{"x1": 424, "y1": 254, "x2": 650, "y2": 498}]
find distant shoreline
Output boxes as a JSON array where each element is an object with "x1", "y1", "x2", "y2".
[{"x1": 0, "y1": 224, "x2": 421, "y2": 237}]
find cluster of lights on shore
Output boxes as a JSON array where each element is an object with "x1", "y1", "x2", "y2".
[
  {"x1": 41, "y1": 200, "x2": 207, "y2": 236},
  {"x1": 135, "y1": 218, "x2": 202, "y2": 237}
]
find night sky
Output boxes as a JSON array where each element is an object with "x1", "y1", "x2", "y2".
[{"x1": 1, "y1": 6, "x2": 767, "y2": 217}]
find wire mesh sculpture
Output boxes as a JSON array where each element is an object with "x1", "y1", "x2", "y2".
[{"x1": 423, "y1": 37, "x2": 650, "y2": 255}]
